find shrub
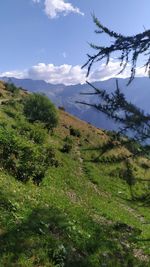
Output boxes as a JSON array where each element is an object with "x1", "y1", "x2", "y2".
[
  {"x1": 29, "y1": 124, "x2": 47, "y2": 144},
  {"x1": 16, "y1": 120, "x2": 47, "y2": 144},
  {"x1": 69, "y1": 126, "x2": 81, "y2": 137},
  {"x1": 61, "y1": 143, "x2": 72, "y2": 153},
  {"x1": 4, "y1": 108, "x2": 16, "y2": 119},
  {"x1": 23, "y1": 93, "x2": 58, "y2": 131},
  {"x1": 119, "y1": 162, "x2": 136, "y2": 186},
  {"x1": 0, "y1": 127, "x2": 57, "y2": 183},
  {"x1": 5, "y1": 83, "x2": 20, "y2": 95},
  {"x1": 61, "y1": 136, "x2": 73, "y2": 153}
]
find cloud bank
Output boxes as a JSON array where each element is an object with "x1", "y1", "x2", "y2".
[
  {"x1": 33, "y1": 0, "x2": 84, "y2": 18},
  {"x1": 0, "y1": 60, "x2": 148, "y2": 85}
]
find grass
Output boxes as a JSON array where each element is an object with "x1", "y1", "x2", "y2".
[{"x1": 0, "y1": 81, "x2": 150, "y2": 266}]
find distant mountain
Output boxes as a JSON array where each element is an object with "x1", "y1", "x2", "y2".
[{"x1": 1, "y1": 76, "x2": 150, "y2": 130}]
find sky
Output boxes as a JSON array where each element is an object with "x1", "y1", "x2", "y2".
[{"x1": 0, "y1": 0, "x2": 150, "y2": 85}]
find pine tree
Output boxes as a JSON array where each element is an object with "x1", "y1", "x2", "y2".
[
  {"x1": 78, "y1": 16, "x2": 150, "y2": 197},
  {"x1": 83, "y1": 15, "x2": 150, "y2": 85},
  {"x1": 79, "y1": 15, "x2": 150, "y2": 148}
]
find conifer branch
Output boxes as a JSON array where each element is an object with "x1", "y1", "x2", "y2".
[{"x1": 83, "y1": 15, "x2": 150, "y2": 84}]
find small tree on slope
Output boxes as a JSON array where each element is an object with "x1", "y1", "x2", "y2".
[{"x1": 24, "y1": 93, "x2": 58, "y2": 131}]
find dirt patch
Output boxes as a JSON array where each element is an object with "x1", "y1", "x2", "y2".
[
  {"x1": 66, "y1": 190, "x2": 80, "y2": 203},
  {"x1": 133, "y1": 248, "x2": 149, "y2": 262}
]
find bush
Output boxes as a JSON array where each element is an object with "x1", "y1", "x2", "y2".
[
  {"x1": 0, "y1": 127, "x2": 57, "y2": 183},
  {"x1": 61, "y1": 136, "x2": 73, "y2": 153},
  {"x1": 23, "y1": 93, "x2": 58, "y2": 131},
  {"x1": 29, "y1": 124, "x2": 47, "y2": 144},
  {"x1": 16, "y1": 120, "x2": 47, "y2": 144},
  {"x1": 5, "y1": 83, "x2": 20, "y2": 95},
  {"x1": 69, "y1": 126, "x2": 81, "y2": 137},
  {"x1": 4, "y1": 108, "x2": 16, "y2": 119}
]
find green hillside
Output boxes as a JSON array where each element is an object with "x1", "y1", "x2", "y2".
[{"x1": 0, "y1": 81, "x2": 150, "y2": 267}]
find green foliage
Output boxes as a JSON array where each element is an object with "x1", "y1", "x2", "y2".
[
  {"x1": 0, "y1": 81, "x2": 150, "y2": 266},
  {"x1": 5, "y1": 83, "x2": 20, "y2": 95},
  {"x1": 16, "y1": 120, "x2": 47, "y2": 144},
  {"x1": 23, "y1": 93, "x2": 58, "y2": 131},
  {"x1": 0, "y1": 89, "x2": 59, "y2": 183},
  {"x1": 4, "y1": 107, "x2": 17, "y2": 119},
  {"x1": 61, "y1": 136, "x2": 73, "y2": 153},
  {"x1": 51, "y1": 244, "x2": 67, "y2": 267},
  {"x1": 0, "y1": 126, "x2": 57, "y2": 183},
  {"x1": 29, "y1": 124, "x2": 47, "y2": 144}
]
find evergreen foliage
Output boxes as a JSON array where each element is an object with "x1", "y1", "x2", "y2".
[
  {"x1": 83, "y1": 15, "x2": 150, "y2": 84},
  {"x1": 81, "y1": 15, "x2": 150, "y2": 148},
  {"x1": 78, "y1": 80, "x2": 150, "y2": 147},
  {"x1": 80, "y1": 16, "x2": 150, "y2": 193}
]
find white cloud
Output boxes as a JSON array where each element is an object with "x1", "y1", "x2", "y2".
[
  {"x1": 135, "y1": 65, "x2": 149, "y2": 77},
  {"x1": 0, "y1": 63, "x2": 86, "y2": 85},
  {"x1": 0, "y1": 70, "x2": 27, "y2": 79},
  {"x1": 27, "y1": 63, "x2": 86, "y2": 85},
  {"x1": 0, "y1": 60, "x2": 148, "y2": 85},
  {"x1": 33, "y1": 0, "x2": 84, "y2": 18},
  {"x1": 89, "y1": 60, "x2": 130, "y2": 82}
]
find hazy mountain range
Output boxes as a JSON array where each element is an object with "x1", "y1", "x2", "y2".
[{"x1": 1, "y1": 77, "x2": 150, "y2": 131}]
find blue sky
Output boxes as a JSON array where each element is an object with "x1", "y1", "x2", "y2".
[{"x1": 0, "y1": 0, "x2": 150, "y2": 84}]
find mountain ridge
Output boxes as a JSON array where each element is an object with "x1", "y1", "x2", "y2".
[{"x1": 1, "y1": 76, "x2": 150, "y2": 130}]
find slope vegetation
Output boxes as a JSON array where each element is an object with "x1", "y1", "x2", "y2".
[{"x1": 0, "y1": 81, "x2": 150, "y2": 267}]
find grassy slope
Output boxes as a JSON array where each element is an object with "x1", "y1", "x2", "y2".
[{"x1": 0, "y1": 82, "x2": 150, "y2": 266}]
